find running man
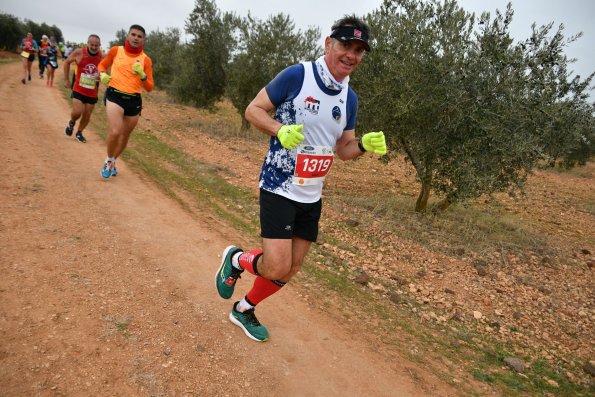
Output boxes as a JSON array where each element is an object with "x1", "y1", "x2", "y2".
[
  {"x1": 97, "y1": 24, "x2": 154, "y2": 178},
  {"x1": 19, "y1": 32, "x2": 38, "y2": 84},
  {"x1": 215, "y1": 15, "x2": 386, "y2": 341},
  {"x1": 63, "y1": 34, "x2": 103, "y2": 143},
  {"x1": 38, "y1": 35, "x2": 49, "y2": 78}
]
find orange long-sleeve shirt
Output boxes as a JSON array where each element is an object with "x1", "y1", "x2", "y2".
[{"x1": 98, "y1": 46, "x2": 154, "y2": 94}]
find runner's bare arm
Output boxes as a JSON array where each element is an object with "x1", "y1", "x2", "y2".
[
  {"x1": 335, "y1": 130, "x2": 365, "y2": 160},
  {"x1": 63, "y1": 48, "x2": 81, "y2": 88},
  {"x1": 245, "y1": 88, "x2": 283, "y2": 136}
]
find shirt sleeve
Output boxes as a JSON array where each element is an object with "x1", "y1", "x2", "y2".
[
  {"x1": 98, "y1": 46, "x2": 118, "y2": 73},
  {"x1": 141, "y1": 55, "x2": 154, "y2": 92},
  {"x1": 265, "y1": 64, "x2": 305, "y2": 107},
  {"x1": 345, "y1": 87, "x2": 358, "y2": 131}
]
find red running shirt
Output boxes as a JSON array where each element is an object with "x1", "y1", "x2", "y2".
[{"x1": 73, "y1": 47, "x2": 103, "y2": 98}]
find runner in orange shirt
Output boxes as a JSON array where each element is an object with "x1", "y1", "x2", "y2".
[{"x1": 97, "y1": 24, "x2": 154, "y2": 178}]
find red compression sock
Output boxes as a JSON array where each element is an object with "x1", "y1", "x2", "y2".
[
  {"x1": 246, "y1": 276, "x2": 286, "y2": 305},
  {"x1": 238, "y1": 249, "x2": 263, "y2": 275}
]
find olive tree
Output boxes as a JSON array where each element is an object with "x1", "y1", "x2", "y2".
[
  {"x1": 354, "y1": 0, "x2": 593, "y2": 211},
  {"x1": 144, "y1": 28, "x2": 182, "y2": 89},
  {"x1": 169, "y1": 0, "x2": 237, "y2": 108},
  {"x1": 226, "y1": 13, "x2": 322, "y2": 129},
  {"x1": 0, "y1": 13, "x2": 25, "y2": 51}
]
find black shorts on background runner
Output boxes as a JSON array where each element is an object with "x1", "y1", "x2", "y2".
[
  {"x1": 259, "y1": 188, "x2": 321, "y2": 242},
  {"x1": 71, "y1": 90, "x2": 98, "y2": 105}
]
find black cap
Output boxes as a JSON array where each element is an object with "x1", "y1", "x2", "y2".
[{"x1": 330, "y1": 26, "x2": 370, "y2": 51}]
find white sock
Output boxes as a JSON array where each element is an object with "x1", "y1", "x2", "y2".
[
  {"x1": 232, "y1": 252, "x2": 242, "y2": 270},
  {"x1": 106, "y1": 157, "x2": 115, "y2": 163},
  {"x1": 236, "y1": 298, "x2": 254, "y2": 313}
]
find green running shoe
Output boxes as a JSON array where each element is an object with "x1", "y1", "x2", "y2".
[
  {"x1": 229, "y1": 302, "x2": 269, "y2": 342},
  {"x1": 215, "y1": 245, "x2": 243, "y2": 299}
]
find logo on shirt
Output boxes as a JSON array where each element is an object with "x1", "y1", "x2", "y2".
[
  {"x1": 82, "y1": 64, "x2": 98, "y2": 75},
  {"x1": 304, "y1": 96, "x2": 320, "y2": 115},
  {"x1": 332, "y1": 106, "x2": 342, "y2": 122}
]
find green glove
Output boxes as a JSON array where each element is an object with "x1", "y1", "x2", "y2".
[
  {"x1": 99, "y1": 72, "x2": 111, "y2": 85},
  {"x1": 277, "y1": 124, "x2": 305, "y2": 150},
  {"x1": 132, "y1": 61, "x2": 146, "y2": 79},
  {"x1": 361, "y1": 131, "x2": 387, "y2": 155}
]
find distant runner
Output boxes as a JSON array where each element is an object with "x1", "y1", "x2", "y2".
[
  {"x1": 38, "y1": 35, "x2": 49, "y2": 79},
  {"x1": 97, "y1": 24, "x2": 154, "y2": 178},
  {"x1": 45, "y1": 36, "x2": 63, "y2": 88},
  {"x1": 19, "y1": 32, "x2": 38, "y2": 84},
  {"x1": 63, "y1": 34, "x2": 103, "y2": 143}
]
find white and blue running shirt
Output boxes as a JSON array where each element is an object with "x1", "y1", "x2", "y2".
[{"x1": 259, "y1": 61, "x2": 358, "y2": 203}]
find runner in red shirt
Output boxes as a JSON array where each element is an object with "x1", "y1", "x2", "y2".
[
  {"x1": 18, "y1": 32, "x2": 38, "y2": 84},
  {"x1": 63, "y1": 34, "x2": 103, "y2": 143}
]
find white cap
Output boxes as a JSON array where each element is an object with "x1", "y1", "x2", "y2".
[{"x1": 42, "y1": 35, "x2": 48, "y2": 40}]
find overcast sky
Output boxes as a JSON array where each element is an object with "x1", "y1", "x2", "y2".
[{"x1": 1, "y1": 0, "x2": 593, "y2": 80}]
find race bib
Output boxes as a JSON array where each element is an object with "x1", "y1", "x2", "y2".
[
  {"x1": 20, "y1": 51, "x2": 30, "y2": 58},
  {"x1": 292, "y1": 145, "x2": 334, "y2": 186},
  {"x1": 79, "y1": 73, "x2": 96, "y2": 89}
]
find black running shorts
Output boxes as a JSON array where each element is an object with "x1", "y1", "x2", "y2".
[
  {"x1": 105, "y1": 87, "x2": 142, "y2": 116},
  {"x1": 259, "y1": 188, "x2": 321, "y2": 242},
  {"x1": 71, "y1": 90, "x2": 98, "y2": 105}
]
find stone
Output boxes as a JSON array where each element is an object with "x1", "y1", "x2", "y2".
[
  {"x1": 583, "y1": 362, "x2": 595, "y2": 377},
  {"x1": 346, "y1": 219, "x2": 360, "y2": 227},
  {"x1": 354, "y1": 271, "x2": 369, "y2": 285},
  {"x1": 388, "y1": 291, "x2": 401, "y2": 304},
  {"x1": 503, "y1": 357, "x2": 526, "y2": 373}
]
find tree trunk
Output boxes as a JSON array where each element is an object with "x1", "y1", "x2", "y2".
[
  {"x1": 399, "y1": 137, "x2": 432, "y2": 212},
  {"x1": 415, "y1": 182, "x2": 431, "y2": 212}
]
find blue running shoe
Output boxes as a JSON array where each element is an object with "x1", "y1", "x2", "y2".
[
  {"x1": 215, "y1": 245, "x2": 243, "y2": 299},
  {"x1": 111, "y1": 165, "x2": 118, "y2": 177},
  {"x1": 101, "y1": 160, "x2": 113, "y2": 179},
  {"x1": 229, "y1": 302, "x2": 269, "y2": 342}
]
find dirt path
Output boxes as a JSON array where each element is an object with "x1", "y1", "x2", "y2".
[{"x1": 0, "y1": 62, "x2": 459, "y2": 396}]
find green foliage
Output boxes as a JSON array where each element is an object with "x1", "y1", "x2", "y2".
[
  {"x1": 109, "y1": 29, "x2": 126, "y2": 48},
  {"x1": 23, "y1": 20, "x2": 63, "y2": 42},
  {"x1": 0, "y1": 13, "x2": 25, "y2": 50},
  {"x1": 144, "y1": 28, "x2": 182, "y2": 89},
  {"x1": 168, "y1": 0, "x2": 237, "y2": 108},
  {"x1": 0, "y1": 13, "x2": 63, "y2": 50},
  {"x1": 225, "y1": 13, "x2": 322, "y2": 128},
  {"x1": 354, "y1": 0, "x2": 594, "y2": 211}
]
